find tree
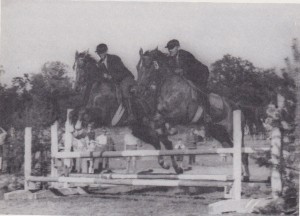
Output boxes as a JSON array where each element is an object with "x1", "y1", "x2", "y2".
[
  {"x1": 0, "y1": 74, "x2": 31, "y2": 130},
  {"x1": 27, "y1": 61, "x2": 78, "y2": 128},
  {"x1": 284, "y1": 38, "x2": 300, "y2": 140},
  {"x1": 0, "y1": 61, "x2": 79, "y2": 129},
  {"x1": 209, "y1": 54, "x2": 295, "y2": 135}
]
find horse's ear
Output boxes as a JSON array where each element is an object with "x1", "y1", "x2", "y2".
[
  {"x1": 75, "y1": 50, "x2": 79, "y2": 59},
  {"x1": 83, "y1": 50, "x2": 89, "y2": 57},
  {"x1": 155, "y1": 46, "x2": 158, "y2": 50},
  {"x1": 83, "y1": 49, "x2": 89, "y2": 57},
  {"x1": 87, "y1": 49, "x2": 89, "y2": 54}
]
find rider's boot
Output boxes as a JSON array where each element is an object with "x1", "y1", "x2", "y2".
[
  {"x1": 124, "y1": 98, "x2": 136, "y2": 123},
  {"x1": 203, "y1": 95, "x2": 212, "y2": 123}
]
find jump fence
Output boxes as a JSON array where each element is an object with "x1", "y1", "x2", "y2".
[{"x1": 22, "y1": 109, "x2": 282, "y2": 214}]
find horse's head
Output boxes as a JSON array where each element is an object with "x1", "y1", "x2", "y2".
[
  {"x1": 140, "y1": 47, "x2": 167, "y2": 69},
  {"x1": 73, "y1": 50, "x2": 98, "y2": 92},
  {"x1": 141, "y1": 51, "x2": 153, "y2": 68},
  {"x1": 148, "y1": 48, "x2": 168, "y2": 67}
]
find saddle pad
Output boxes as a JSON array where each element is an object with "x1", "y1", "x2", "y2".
[
  {"x1": 191, "y1": 106, "x2": 204, "y2": 123},
  {"x1": 186, "y1": 79, "x2": 198, "y2": 100},
  {"x1": 209, "y1": 93, "x2": 224, "y2": 111},
  {"x1": 111, "y1": 104, "x2": 125, "y2": 126}
]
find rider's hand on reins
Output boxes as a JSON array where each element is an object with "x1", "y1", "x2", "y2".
[
  {"x1": 153, "y1": 61, "x2": 159, "y2": 70},
  {"x1": 103, "y1": 73, "x2": 112, "y2": 80}
]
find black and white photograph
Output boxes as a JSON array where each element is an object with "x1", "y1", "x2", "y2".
[{"x1": 0, "y1": 0, "x2": 300, "y2": 215}]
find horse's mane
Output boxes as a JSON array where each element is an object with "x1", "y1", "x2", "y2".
[
  {"x1": 76, "y1": 51, "x2": 101, "y2": 83},
  {"x1": 148, "y1": 49, "x2": 169, "y2": 66},
  {"x1": 83, "y1": 53, "x2": 98, "y2": 66}
]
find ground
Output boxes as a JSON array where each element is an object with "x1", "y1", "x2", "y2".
[{"x1": 0, "y1": 126, "x2": 281, "y2": 215}]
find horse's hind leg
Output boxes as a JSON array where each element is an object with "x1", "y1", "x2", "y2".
[
  {"x1": 242, "y1": 153, "x2": 250, "y2": 181},
  {"x1": 131, "y1": 124, "x2": 170, "y2": 170},
  {"x1": 207, "y1": 123, "x2": 232, "y2": 148},
  {"x1": 207, "y1": 123, "x2": 250, "y2": 180}
]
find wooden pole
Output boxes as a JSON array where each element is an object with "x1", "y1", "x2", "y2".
[
  {"x1": 24, "y1": 127, "x2": 32, "y2": 191},
  {"x1": 69, "y1": 173, "x2": 233, "y2": 181},
  {"x1": 27, "y1": 176, "x2": 232, "y2": 187},
  {"x1": 271, "y1": 127, "x2": 282, "y2": 198},
  {"x1": 55, "y1": 147, "x2": 268, "y2": 159},
  {"x1": 233, "y1": 110, "x2": 242, "y2": 200}
]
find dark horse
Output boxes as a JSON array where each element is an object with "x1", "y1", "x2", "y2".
[
  {"x1": 71, "y1": 49, "x2": 250, "y2": 178},
  {"x1": 71, "y1": 50, "x2": 184, "y2": 174}
]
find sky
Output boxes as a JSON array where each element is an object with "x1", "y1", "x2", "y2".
[{"x1": 1, "y1": 0, "x2": 300, "y2": 84}]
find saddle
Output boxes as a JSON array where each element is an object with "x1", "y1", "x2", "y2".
[
  {"x1": 185, "y1": 78, "x2": 225, "y2": 122},
  {"x1": 111, "y1": 85, "x2": 125, "y2": 126}
]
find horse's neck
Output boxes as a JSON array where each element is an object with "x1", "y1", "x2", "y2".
[
  {"x1": 86, "y1": 62, "x2": 99, "y2": 81},
  {"x1": 80, "y1": 63, "x2": 101, "y2": 106},
  {"x1": 137, "y1": 65, "x2": 154, "y2": 85}
]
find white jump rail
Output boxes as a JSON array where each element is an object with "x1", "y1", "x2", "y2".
[{"x1": 21, "y1": 110, "x2": 281, "y2": 214}]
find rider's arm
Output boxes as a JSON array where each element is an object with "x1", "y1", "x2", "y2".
[{"x1": 113, "y1": 57, "x2": 134, "y2": 83}]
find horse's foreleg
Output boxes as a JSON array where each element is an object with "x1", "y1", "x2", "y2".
[
  {"x1": 241, "y1": 153, "x2": 250, "y2": 181},
  {"x1": 160, "y1": 136, "x2": 183, "y2": 174},
  {"x1": 131, "y1": 124, "x2": 170, "y2": 170}
]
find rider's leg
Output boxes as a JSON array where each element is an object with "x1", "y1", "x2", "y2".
[
  {"x1": 120, "y1": 76, "x2": 136, "y2": 122},
  {"x1": 196, "y1": 85, "x2": 211, "y2": 123},
  {"x1": 203, "y1": 94, "x2": 212, "y2": 123}
]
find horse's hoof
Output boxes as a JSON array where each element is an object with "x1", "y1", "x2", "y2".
[
  {"x1": 102, "y1": 169, "x2": 113, "y2": 174},
  {"x1": 184, "y1": 167, "x2": 192, "y2": 171},
  {"x1": 163, "y1": 164, "x2": 170, "y2": 170},
  {"x1": 242, "y1": 176, "x2": 250, "y2": 182},
  {"x1": 159, "y1": 161, "x2": 170, "y2": 170},
  {"x1": 175, "y1": 167, "x2": 184, "y2": 174}
]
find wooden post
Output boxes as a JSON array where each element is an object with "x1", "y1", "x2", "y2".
[
  {"x1": 233, "y1": 110, "x2": 242, "y2": 200},
  {"x1": 271, "y1": 127, "x2": 282, "y2": 198},
  {"x1": 64, "y1": 109, "x2": 73, "y2": 168},
  {"x1": 64, "y1": 109, "x2": 73, "y2": 187},
  {"x1": 24, "y1": 127, "x2": 32, "y2": 191},
  {"x1": 51, "y1": 121, "x2": 58, "y2": 176},
  {"x1": 51, "y1": 121, "x2": 59, "y2": 188}
]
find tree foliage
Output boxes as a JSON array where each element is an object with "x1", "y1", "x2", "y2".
[
  {"x1": 0, "y1": 61, "x2": 80, "y2": 130},
  {"x1": 208, "y1": 54, "x2": 296, "y2": 133}
]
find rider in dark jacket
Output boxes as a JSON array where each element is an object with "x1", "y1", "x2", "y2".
[
  {"x1": 165, "y1": 39, "x2": 211, "y2": 122},
  {"x1": 96, "y1": 43, "x2": 136, "y2": 122}
]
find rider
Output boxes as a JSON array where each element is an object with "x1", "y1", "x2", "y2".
[
  {"x1": 95, "y1": 43, "x2": 136, "y2": 122},
  {"x1": 165, "y1": 39, "x2": 211, "y2": 122}
]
